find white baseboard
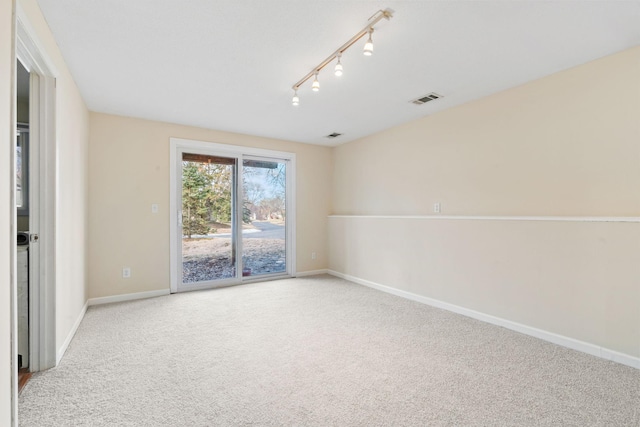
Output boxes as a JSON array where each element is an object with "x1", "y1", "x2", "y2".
[
  {"x1": 88, "y1": 289, "x2": 171, "y2": 306},
  {"x1": 56, "y1": 300, "x2": 88, "y2": 365},
  {"x1": 328, "y1": 270, "x2": 640, "y2": 370},
  {"x1": 295, "y1": 269, "x2": 328, "y2": 277}
]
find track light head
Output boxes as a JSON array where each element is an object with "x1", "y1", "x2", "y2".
[
  {"x1": 312, "y1": 72, "x2": 320, "y2": 92},
  {"x1": 292, "y1": 90, "x2": 299, "y2": 106},
  {"x1": 363, "y1": 29, "x2": 374, "y2": 56},
  {"x1": 335, "y1": 54, "x2": 343, "y2": 77}
]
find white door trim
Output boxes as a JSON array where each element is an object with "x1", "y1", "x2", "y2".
[{"x1": 169, "y1": 138, "x2": 296, "y2": 293}]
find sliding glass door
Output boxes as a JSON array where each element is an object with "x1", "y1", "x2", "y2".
[{"x1": 171, "y1": 139, "x2": 295, "y2": 292}]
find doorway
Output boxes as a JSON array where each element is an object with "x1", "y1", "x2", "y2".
[
  {"x1": 170, "y1": 139, "x2": 296, "y2": 293},
  {"x1": 15, "y1": 59, "x2": 30, "y2": 389},
  {"x1": 15, "y1": 10, "x2": 58, "y2": 384}
]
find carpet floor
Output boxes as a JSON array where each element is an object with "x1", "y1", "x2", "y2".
[{"x1": 19, "y1": 275, "x2": 640, "y2": 426}]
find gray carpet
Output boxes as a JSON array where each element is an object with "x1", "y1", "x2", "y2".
[{"x1": 19, "y1": 275, "x2": 640, "y2": 426}]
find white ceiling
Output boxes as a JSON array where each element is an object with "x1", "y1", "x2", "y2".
[{"x1": 36, "y1": 1, "x2": 640, "y2": 146}]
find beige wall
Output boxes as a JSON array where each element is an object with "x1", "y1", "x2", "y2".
[
  {"x1": 330, "y1": 47, "x2": 640, "y2": 360},
  {"x1": 1, "y1": 0, "x2": 15, "y2": 423},
  {"x1": 330, "y1": 217, "x2": 640, "y2": 358},
  {"x1": 333, "y1": 47, "x2": 640, "y2": 216},
  {"x1": 88, "y1": 113, "x2": 332, "y2": 299}
]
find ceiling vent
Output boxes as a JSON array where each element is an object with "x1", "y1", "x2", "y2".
[
  {"x1": 326, "y1": 132, "x2": 342, "y2": 139},
  {"x1": 411, "y1": 92, "x2": 442, "y2": 105}
]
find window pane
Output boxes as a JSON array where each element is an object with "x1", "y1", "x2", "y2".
[
  {"x1": 241, "y1": 159, "x2": 286, "y2": 277},
  {"x1": 181, "y1": 154, "x2": 236, "y2": 284}
]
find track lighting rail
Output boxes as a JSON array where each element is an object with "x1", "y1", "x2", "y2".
[{"x1": 291, "y1": 8, "x2": 394, "y2": 98}]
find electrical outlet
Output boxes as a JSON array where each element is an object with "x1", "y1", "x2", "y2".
[
  {"x1": 311, "y1": 252, "x2": 317, "y2": 260},
  {"x1": 151, "y1": 204, "x2": 159, "y2": 214},
  {"x1": 434, "y1": 202, "x2": 441, "y2": 213},
  {"x1": 122, "y1": 267, "x2": 131, "y2": 278}
]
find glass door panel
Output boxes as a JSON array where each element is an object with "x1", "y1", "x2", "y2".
[
  {"x1": 181, "y1": 153, "x2": 237, "y2": 285},
  {"x1": 171, "y1": 140, "x2": 293, "y2": 293},
  {"x1": 241, "y1": 158, "x2": 286, "y2": 278}
]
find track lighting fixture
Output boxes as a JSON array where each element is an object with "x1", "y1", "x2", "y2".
[
  {"x1": 334, "y1": 53, "x2": 343, "y2": 76},
  {"x1": 363, "y1": 29, "x2": 374, "y2": 56},
  {"x1": 290, "y1": 8, "x2": 393, "y2": 105}
]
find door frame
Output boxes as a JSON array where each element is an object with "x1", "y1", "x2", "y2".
[
  {"x1": 15, "y1": 5, "x2": 58, "y2": 375},
  {"x1": 169, "y1": 138, "x2": 296, "y2": 293}
]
